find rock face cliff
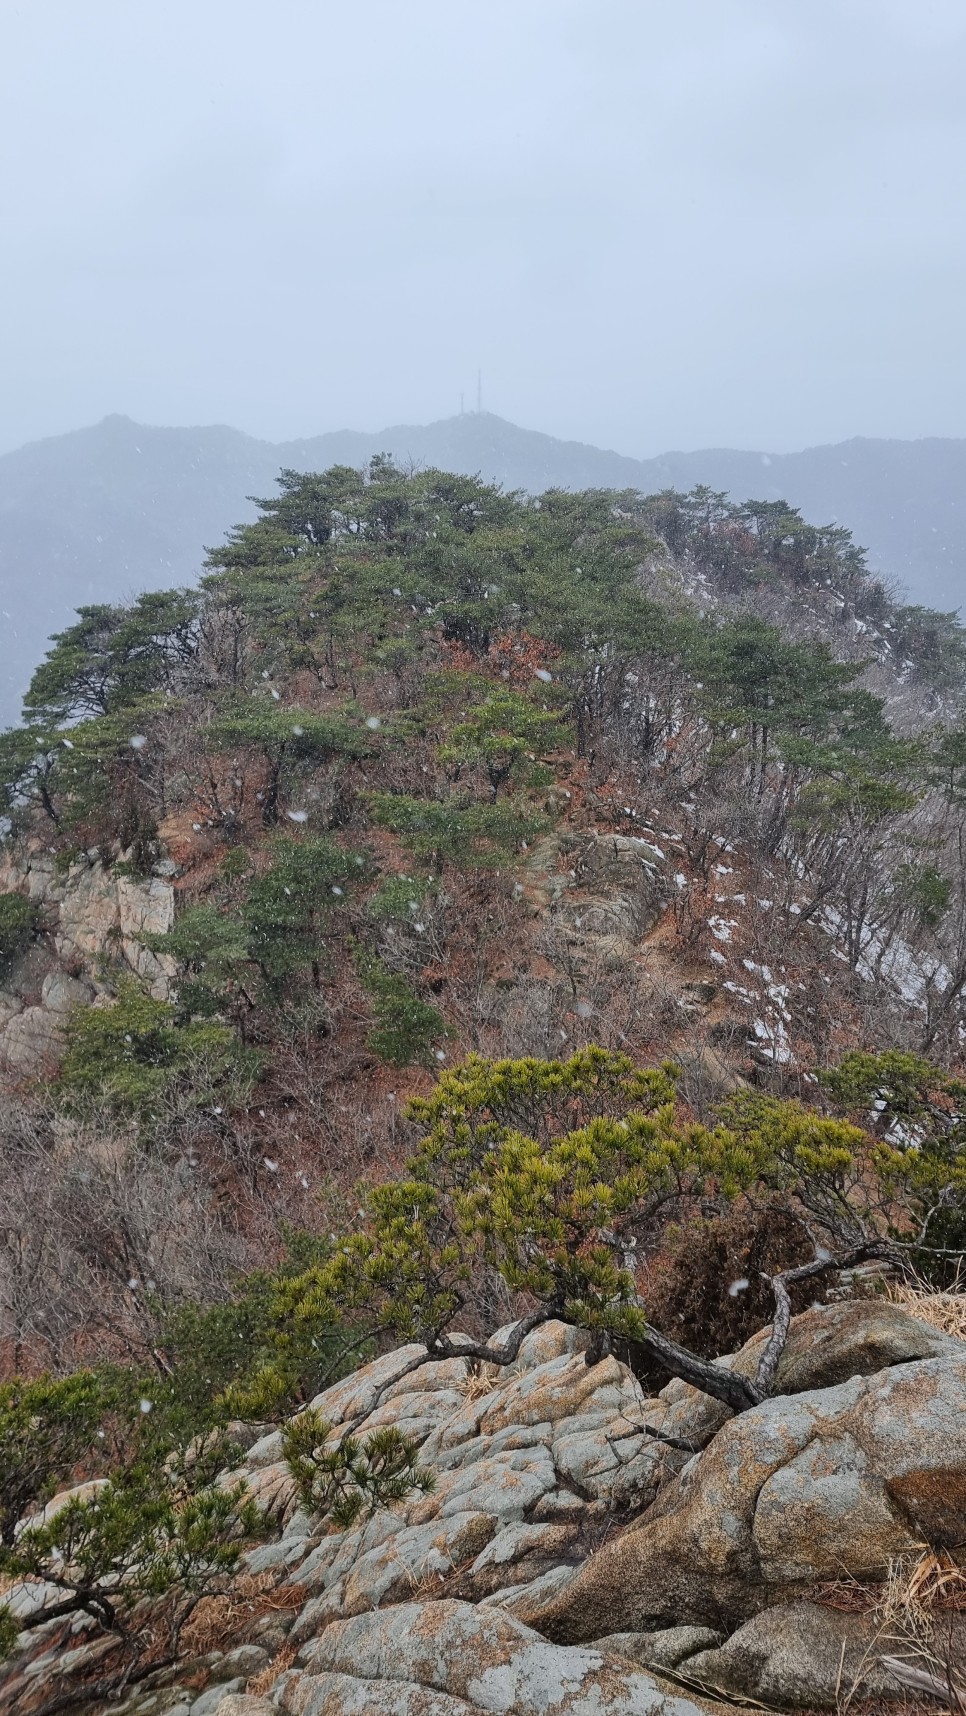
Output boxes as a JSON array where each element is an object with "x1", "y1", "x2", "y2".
[
  {"x1": 0, "y1": 842, "x2": 176, "y2": 1076},
  {"x1": 4, "y1": 1300, "x2": 965, "y2": 1716},
  {"x1": 0, "y1": 825, "x2": 674, "y2": 1083}
]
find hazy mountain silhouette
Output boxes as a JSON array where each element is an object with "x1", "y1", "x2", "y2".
[{"x1": 2, "y1": 410, "x2": 965, "y2": 727}]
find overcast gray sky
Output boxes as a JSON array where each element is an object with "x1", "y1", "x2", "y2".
[{"x1": 2, "y1": 0, "x2": 965, "y2": 458}]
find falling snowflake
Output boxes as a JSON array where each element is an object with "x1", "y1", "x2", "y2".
[
  {"x1": 728, "y1": 1278, "x2": 750, "y2": 1297},
  {"x1": 534, "y1": 668, "x2": 553, "y2": 683},
  {"x1": 286, "y1": 810, "x2": 309, "y2": 823},
  {"x1": 139, "y1": 1398, "x2": 154, "y2": 1414},
  {"x1": 129, "y1": 734, "x2": 147, "y2": 750},
  {"x1": 365, "y1": 716, "x2": 382, "y2": 730},
  {"x1": 292, "y1": 724, "x2": 305, "y2": 736}
]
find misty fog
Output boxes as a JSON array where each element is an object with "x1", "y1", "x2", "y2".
[{"x1": 3, "y1": 0, "x2": 966, "y2": 459}]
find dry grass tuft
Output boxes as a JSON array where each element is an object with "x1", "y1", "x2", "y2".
[
  {"x1": 247, "y1": 1638, "x2": 298, "y2": 1696},
  {"x1": 865, "y1": 1555, "x2": 966, "y2": 1715},
  {"x1": 178, "y1": 1573, "x2": 306, "y2": 1656},
  {"x1": 461, "y1": 1359, "x2": 501, "y2": 1403},
  {"x1": 879, "y1": 1552, "x2": 966, "y2": 1628},
  {"x1": 815, "y1": 1554, "x2": 966, "y2": 1713},
  {"x1": 819, "y1": 1553, "x2": 966, "y2": 1623},
  {"x1": 889, "y1": 1280, "x2": 966, "y2": 1342}
]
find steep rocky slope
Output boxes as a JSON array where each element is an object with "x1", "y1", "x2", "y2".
[{"x1": 3, "y1": 1300, "x2": 965, "y2": 1715}]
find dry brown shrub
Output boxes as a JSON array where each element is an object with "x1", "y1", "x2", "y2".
[{"x1": 637, "y1": 1201, "x2": 817, "y2": 1372}]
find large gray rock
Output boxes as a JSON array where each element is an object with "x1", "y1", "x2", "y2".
[
  {"x1": 56, "y1": 857, "x2": 176, "y2": 997},
  {"x1": 270, "y1": 1327, "x2": 666, "y2": 1632},
  {"x1": 534, "y1": 1334, "x2": 966, "y2": 1643},
  {"x1": 41, "y1": 970, "x2": 94, "y2": 1014},
  {"x1": 0, "y1": 1002, "x2": 67, "y2": 1072},
  {"x1": 684, "y1": 1601, "x2": 954, "y2": 1707},
  {"x1": 8, "y1": 1301, "x2": 966, "y2": 1715},
  {"x1": 117, "y1": 872, "x2": 178, "y2": 991},
  {"x1": 554, "y1": 834, "x2": 667, "y2": 966},
  {"x1": 520, "y1": 829, "x2": 667, "y2": 974},
  {"x1": 0, "y1": 848, "x2": 67, "y2": 906},
  {"x1": 190, "y1": 1683, "x2": 245, "y2": 1716},
  {"x1": 658, "y1": 1297, "x2": 966, "y2": 1452},
  {"x1": 284, "y1": 1599, "x2": 709, "y2": 1715}
]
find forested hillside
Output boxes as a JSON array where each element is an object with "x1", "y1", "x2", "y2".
[
  {"x1": 2, "y1": 460, "x2": 966, "y2": 1338},
  {"x1": 2, "y1": 466, "x2": 966, "y2": 1708},
  {"x1": 3, "y1": 412, "x2": 966, "y2": 728}
]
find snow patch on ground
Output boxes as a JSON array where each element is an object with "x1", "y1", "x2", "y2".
[{"x1": 708, "y1": 916, "x2": 736, "y2": 943}]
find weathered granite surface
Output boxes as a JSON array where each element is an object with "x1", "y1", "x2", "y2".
[{"x1": 4, "y1": 1301, "x2": 965, "y2": 1715}]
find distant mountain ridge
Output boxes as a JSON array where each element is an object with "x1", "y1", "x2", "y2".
[{"x1": 2, "y1": 410, "x2": 965, "y2": 727}]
